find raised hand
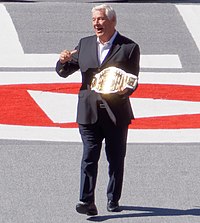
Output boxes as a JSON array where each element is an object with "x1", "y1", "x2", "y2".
[{"x1": 59, "y1": 49, "x2": 77, "y2": 64}]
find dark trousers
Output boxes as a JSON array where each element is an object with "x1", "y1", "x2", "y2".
[{"x1": 78, "y1": 106, "x2": 128, "y2": 203}]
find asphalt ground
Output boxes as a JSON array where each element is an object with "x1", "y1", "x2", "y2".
[
  {"x1": 1, "y1": 140, "x2": 200, "y2": 223},
  {"x1": 0, "y1": 1, "x2": 200, "y2": 222},
  {"x1": 4, "y1": 1, "x2": 200, "y2": 72}
]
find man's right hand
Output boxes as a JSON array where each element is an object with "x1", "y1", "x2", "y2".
[{"x1": 59, "y1": 49, "x2": 77, "y2": 64}]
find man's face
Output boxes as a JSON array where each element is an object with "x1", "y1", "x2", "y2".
[{"x1": 92, "y1": 9, "x2": 116, "y2": 43}]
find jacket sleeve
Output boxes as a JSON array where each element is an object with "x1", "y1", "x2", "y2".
[
  {"x1": 125, "y1": 43, "x2": 140, "y2": 97},
  {"x1": 129, "y1": 43, "x2": 140, "y2": 77},
  {"x1": 55, "y1": 46, "x2": 80, "y2": 78}
]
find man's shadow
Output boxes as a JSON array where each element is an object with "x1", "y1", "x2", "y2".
[
  {"x1": 0, "y1": 0, "x2": 35, "y2": 2},
  {"x1": 87, "y1": 206, "x2": 200, "y2": 222}
]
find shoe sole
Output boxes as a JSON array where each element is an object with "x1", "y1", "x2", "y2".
[
  {"x1": 107, "y1": 207, "x2": 121, "y2": 212},
  {"x1": 76, "y1": 205, "x2": 98, "y2": 216}
]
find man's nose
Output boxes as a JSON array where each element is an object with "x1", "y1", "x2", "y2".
[{"x1": 93, "y1": 19, "x2": 99, "y2": 25}]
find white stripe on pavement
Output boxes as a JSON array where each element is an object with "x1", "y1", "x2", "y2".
[
  {"x1": 127, "y1": 129, "x2": 200, "y2": 143},
  {"x1": 0, "y1": 124, "x2": 199, "y2": 143},
  {"x1": 28, "y1": 91, "x2": 200, "y2": 123},
  {"x1": 131, "y1": 98, "x2": 200, "y2": 118},
  {"x1": 0, "y1": 54, "x2": 182, "y2": 69},
  {"x1": 0, "y1": 4, "x2": 24, "y2": 54},
  {"x1": 28, "y1": 90, "x2": 200, "y2": 123},
  {"x1": 1, "y1": 71, "x2": 200, "y2": 86},
  {"x1": 176, "y1": 4, "x2": 200, "y2": 53},
  {"x1": 28, "y1": 91, "x2": 78, "y2": 123},
  {"x1": 139, "y1": 72, "x2": 200, "y2": 86},
  {"x1": 0, "y1": 71, "x2": 81, "y2": 85},
  {"x1": 140, "y1": 54, "x2": 182, "y2": 69},
  {"x1": 0, "y1": 54, "x2": 59, "y2": 67}
]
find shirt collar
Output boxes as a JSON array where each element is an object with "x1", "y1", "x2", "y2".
[{"x1": 97, "y1": 31, "x2": 118, "y2": 45}]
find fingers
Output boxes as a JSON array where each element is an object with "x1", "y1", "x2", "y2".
[
  {"x1": 59, "y1": 49, "x2": 77, "y2": 63},
  {"x1": 70, "y1": 49, "x2": 78, "y2": 55}
]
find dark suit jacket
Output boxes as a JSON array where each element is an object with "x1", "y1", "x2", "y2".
[{"x1": 56, "y1": 32, "x2": 140, "y2": 126}]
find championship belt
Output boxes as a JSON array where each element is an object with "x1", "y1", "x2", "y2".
[{"x1": 91, "y1": 67, "x2": 138, "y2": 94}]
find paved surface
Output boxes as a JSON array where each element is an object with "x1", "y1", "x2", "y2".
[
  {"x1": 3, "y1": 1, "x2": 200, "y2": 72},
  {"x1": 0, "y1": 1, "x2": 200, "y2": 222},
  {"x1": 0, "y1": 140, "x2": 200, "y2": 222}
]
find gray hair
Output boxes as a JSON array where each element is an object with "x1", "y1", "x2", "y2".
[{"x1": 92, "y1": 4, "x2": 117, "y2": 24}]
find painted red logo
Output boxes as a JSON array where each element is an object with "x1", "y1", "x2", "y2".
[{"x1": 0, "y1": 83, "x2": 200, "y2": 129}]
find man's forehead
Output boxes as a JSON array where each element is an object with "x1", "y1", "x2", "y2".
[{"x1": 92, "y1": 9, "x2": 106, "y2": 16}]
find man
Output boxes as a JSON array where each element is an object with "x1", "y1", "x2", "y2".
[{"x1": 56, "y1": 4, "x2": 140, "y2": 216}]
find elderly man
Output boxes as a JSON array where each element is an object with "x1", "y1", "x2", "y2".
[{"x1": 56, "y1": 4, "x2": 140, "y2": 216}]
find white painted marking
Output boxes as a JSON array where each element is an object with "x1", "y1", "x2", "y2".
[
  {"x1": 127, "y1": 129, "x2": 200, "y2": 143},
  {"x1": 0, "y1": 124, "x2": 82, "y2": 142},
  {"x1": 0, "y1": 4, "x2": 24, "y2": 54},
  {"x1": 1, "y1": 71, "x2": 200, "y2": 86},
  {"x1": 140, "y1": 55, "x2": 182, "y2": 69},
  {"x1": 27, "y1": 90, "x2": 200, "y2": 123},
  {"x1": 28, "y1": 91, "x2": 78, "y2": 123},
  {"x1": 139, "y1": 72, "x2": 200, "y2": 86},
  {"x1": 0, "y1": 54, "x2": 58, "y2": 67},
  {"x1": 0, "y1": 71, "x2": 81, "y2": 85},
  {"x1": 0, "y1": 124, "x2": 199, "y2": 143},
  {"x1": 0, "y1": 54, "x2": 182, "y2": 69},
  {"x1": 176, "y1": 5, "x2": 200, "y2": 53},
  {"x1": 131, "y1": 98, "x2": 200, "y2": 118}
]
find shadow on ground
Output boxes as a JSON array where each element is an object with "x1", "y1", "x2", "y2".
[
  {"x1": 0, "y1": 0, "x2": 36, "y2": 2},
  {"x1": 88, "y1": 0, "x2": 200, "y2": 3},
  {"x1": 1, "y1": 0, "x2": 200, "y2": 3},
  {"x1": 87, "y1": 206, "x2": 200, "y2": 222}
]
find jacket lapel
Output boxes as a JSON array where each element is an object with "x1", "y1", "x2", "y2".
[
  {"x1": 88, "y1": 35, "x2": 100, "y2": 67},
  {"x1": 93, "y1": 36, "x2": 100, "y2": 67}
]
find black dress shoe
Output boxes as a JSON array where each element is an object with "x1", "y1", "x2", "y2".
[
  {"x1": 107, "y1": 200, "x2": 121, "y2": 212},
  {"x1": 76, "y1": 202, "x2": 98, "y2": 216}
]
